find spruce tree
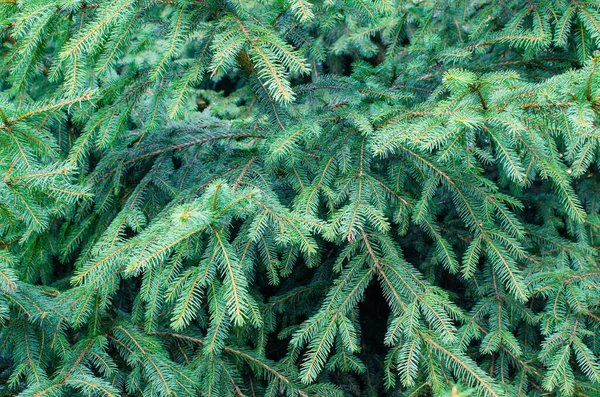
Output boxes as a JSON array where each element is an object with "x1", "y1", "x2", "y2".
[{"x1": 0, "y1": 0, "x2": 600, "y2": 396}]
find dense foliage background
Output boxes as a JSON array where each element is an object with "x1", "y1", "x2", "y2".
[{"x1": 1, "y1": 0, "x2": 600, "y2": 396}]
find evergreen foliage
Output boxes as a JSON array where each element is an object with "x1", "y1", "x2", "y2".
[{"x1": 0, "y1": 0, "x2": 600, "y2": 396}]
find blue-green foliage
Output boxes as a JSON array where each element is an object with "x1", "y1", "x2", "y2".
[{"x1": 0, "y1": 0, "x2": 599, "y2": 396}]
